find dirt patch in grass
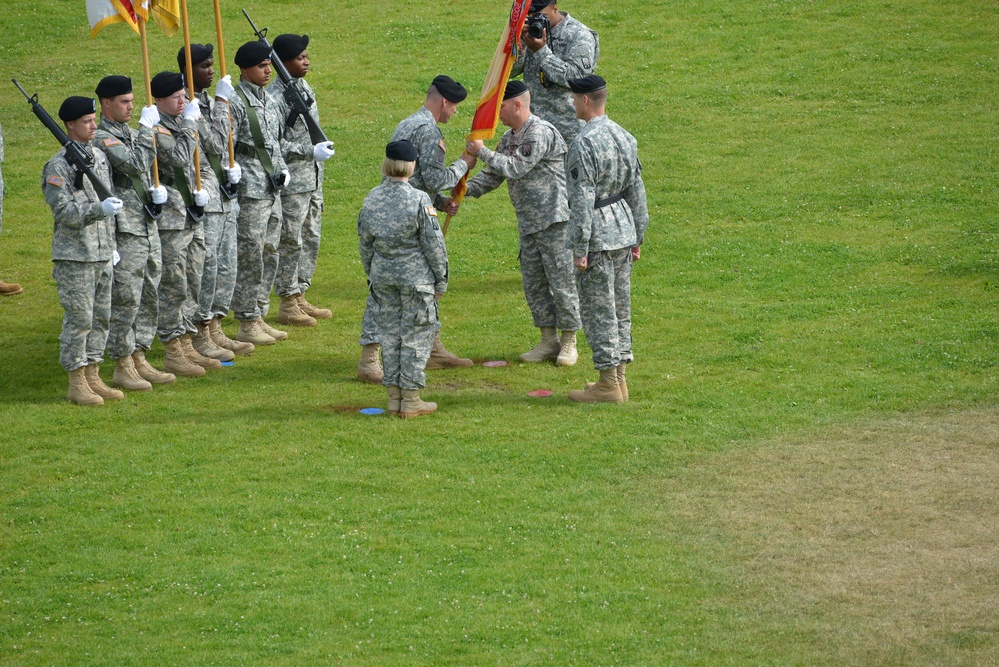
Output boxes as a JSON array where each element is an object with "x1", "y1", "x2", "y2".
[{"x1": 672, "y1": 406, "x2": 999, "y2": 665}]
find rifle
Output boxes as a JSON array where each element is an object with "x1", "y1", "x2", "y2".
[
  {"x1": 14, "y1": 79, "x2": 114, "y2": 200},
  {"x1": 241, "y1": 9, "x2": 329, "y2": 145}
]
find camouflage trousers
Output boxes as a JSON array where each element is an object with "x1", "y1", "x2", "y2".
[
  {"x1": 194, "y1": 204, "x2": 238, "y2": 322},
  {"x1": 182, "y1": 226, "x2": 206, "y2": 335},
  {"x1": 520, "y1": 221, "x2": 581, "y2": 331},
  {"x1": 576, "y1": 248, "x2": 634, "y2": 371},
  {"x1": 107, "y1": 230, "x2": 161, "y2": 359},
  {"x1": 53, "y1": 259, "x2": 113, "y2": 371},
  {"x1": 298, "y1": 189, "x2": 324, "y2": 293},
  {"x1": 157, "y1": 226, "x2": 196, "y2": 342},
  {"x1": 233, "y1": 196, "x2": 281, "y2": 320},
  {"x1": 360, "y1": 287, "x2": 442, "y2": 346},
  {"x1": 273, "y1": 190, "x2": 311, "y2": 297},
  {"x1": 370, "y1": 283, "x2": 438, "y2": 390}
]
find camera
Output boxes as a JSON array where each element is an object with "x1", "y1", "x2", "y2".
[{"x1": 526, "y1": 13, "x2": 550, "y2": 39}]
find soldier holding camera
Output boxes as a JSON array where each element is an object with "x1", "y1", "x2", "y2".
[{"x1": 511, "y1": 0, "x2": 599, "y2": 145}]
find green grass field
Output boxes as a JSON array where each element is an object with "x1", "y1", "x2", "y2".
[{"x1": 1, "y1": 0, "x2": 997, "y2": 664}]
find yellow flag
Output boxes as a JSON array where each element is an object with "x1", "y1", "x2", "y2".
[{"x1": 136, "y1": 0, "x2": 180, "y2": 36}]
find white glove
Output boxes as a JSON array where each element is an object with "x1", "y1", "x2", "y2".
[
  {"x1": 183, "y1": 100, "x2": 202, "y2": 121},
  {"x1": 101, "y1": 197, "x2": 124, "y2": 216},
  {"x1": 225, "y1": 161, "x2": 242, "y2": 184},
  {"x1": 148, "y1": 185, "x2": 168, "y2": 205},
  {"x1": 113, "y1": 249, "x2": 121, "y2": 266},
  {"x1": 139, "y1": 105, "x2": 160, "y2": 128},
  {"x1": 193, "y1": 189, "x2": 210, "y2": 207},
  {"x1": 215, "y1": 75, "x2": 235, "y2": 101},
  {"x1": 280, "y1": 169, "x2": 291, "y2": 187},
  {"x1": 313, "y1": 141, "x2": 335, "y2": 162}
]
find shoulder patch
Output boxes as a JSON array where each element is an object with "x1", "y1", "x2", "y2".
[
  {"x1": 521, "y1": 142, "x2": 533, "y2": 157},
  {"x1": 426, "y1": 205, "x2": 438, "y2": 217},
  {"x1": 437, "y1": 139, "x2": 447, "y2": 154},
  {"x1": 156, "y1": 127, "x2": 173, "y2": 136},
  {"x1": 102, "y1": 137, "x2": 122, "y2": 147},
  {"x1": 47, "y1": 174, "x2": 64, "y2": 187},
  {"x1": 571, "y1": 167, "x2": 579, "y2": 180},
  {"x1": 582, "y1": 57, "x2": 592, "y2": 70}
]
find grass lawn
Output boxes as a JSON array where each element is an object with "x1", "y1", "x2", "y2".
[{"x1": 1, "y1": 0, "x2": 996, "y2": 664}]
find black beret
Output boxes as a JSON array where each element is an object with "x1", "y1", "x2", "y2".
[
  {"x1": 273, "y1": 34, "x2": 309, "y2": 62},
  {"x1": 530, "y1": 0, "x2": 554, "y2": 12},
  {"x1": 95, "y1": 75, "x2": 132, "y2": 99},
  {"x1": 235, "y1": 40, "x2": 272, "y2": 68},
  {"x1": 59, "y1": 96, "x2": 96, "y2": 122},
  {"x1": 178, "y1": 43, "x2": 214, "y2": 71},
  {"x1": 151, "y1": 71, "x2": 185, "y2": 99},
  {"x1": 503, "y1": 79, "x2": 529, "y2": 100},
  {"x1": 567, "y1": 74, "x2": 606, "y2": 94},
  {"x1": 432, "y1": 75, "x2": 467, "y2": 103},
  {"x1": 386, "y1": 140, "x2": 418, "y2": 162}
]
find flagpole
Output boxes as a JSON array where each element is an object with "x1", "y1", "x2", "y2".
[
  {"x1": 178, "y1": 0, "x2": 203, "y2": 191},
  {"x1": 212, "y1": 0, "x2": 235, "y2": 169},
  {"x1": 138, "y1": 13, "x2": 161, "y2": 189}
]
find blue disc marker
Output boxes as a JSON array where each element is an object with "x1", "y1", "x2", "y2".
[
  {"x1": 359, "y1": 407, "x2": 385, "y2": 415},
  {"x1": 221, "y1": 360, "x2": 235, "y2": 367}
]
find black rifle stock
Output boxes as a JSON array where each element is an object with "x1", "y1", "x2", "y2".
[
  {"x1": 241, "y1": 9, "x2": 330, "y2": 145},
  {"x1": 14, "y1": 79, "x2": 115, "y2": 200}
]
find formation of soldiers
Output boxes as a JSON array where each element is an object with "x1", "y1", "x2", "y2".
[{"x1": 12, "y1": 0, "x2": 648, "y2": 414}]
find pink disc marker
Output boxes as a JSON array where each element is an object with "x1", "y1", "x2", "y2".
[
  {"x1": 528, "y1": 389, "x2": 553, "y2": 397},
  {"x1": 481, "y1": 360, "x2": 508, "y2": 367}
]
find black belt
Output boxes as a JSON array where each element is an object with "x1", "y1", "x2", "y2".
[
  {"x1": 594, "y1": 192, "x2": 625, "y2": 209},
  {"x1": 112, "y1": 172, "x2": 131, "y2": 189},
  {"x1": 235, "y1": 143, "x2": 257, "y2": 158}
]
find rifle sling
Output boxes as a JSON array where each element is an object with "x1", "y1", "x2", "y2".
[{"x1": 235, "y1": 87, "x2": 276, "y2": 175}]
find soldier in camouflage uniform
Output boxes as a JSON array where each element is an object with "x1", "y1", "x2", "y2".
[
  {"x1": 42, "y1": 96, "x2": 125, "y2": 405},
  {"x1": 151, "y1": 71, "x2": 217, "y2": 378},
  {"x1": 179, "y1": 45, "x2": 254, "y2": 361},
  {"x1": 358, "y1": 140, "x2": 448, "y2": 418},
  {"x1": 269, "y1": 34, "x2": 335, "y2": 327},
  {"x1": 463, "y1": 80, "x2": 581, "y2": 366},
  {"x1": 564, "y1": 75, "x2": 648, "y2": 403},
  {"x1": 0, "y1": 119, "x2": 23, "y2": 297},
  {"x1": 510, "y1": 0, "x2": 599, "y2": 146},
  {"x1": 357, "y1": 75, "x2": 475, "y2": 383},
  {"x1": 229, "y1": 40, "x2": 290, "y2": 346},
  {"x1": 93, "y1": 75, "x2": 174, "y2": 391}
]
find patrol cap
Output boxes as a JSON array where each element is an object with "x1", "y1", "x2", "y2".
[
  {"x1": 95, "y1": 75, "x2": 132, "y2": 99},
  {"x1": 530, "y1": 0, "x2": 554, "y2": 12},
  {"x1": 503, "y1": 79, "x2": 529, "y2": 100},
  {"x1": 150, "y1": 71, "x2": 185, "y2": 99},
  {"x1": 59, "y1": 96, "x2": 97, "y2": 122},
  {"x1": 567, "y1": 74, "x2": 606, "y2": 94},
  {"x1": 431, "y1": 75, "x2": 467, "y2": 103},
  {"x1": 386, "y1": 139, "x2": 418, "y2": 162},
  {"x1": 273, "y1": 34, "x2": 309, "y2": 62},
  {"x1": 177, "y1": 43, "x2": 214, "y2": 71},
  {"x1": 235, "y1": 40, "x2": 272, "y2": 68}
]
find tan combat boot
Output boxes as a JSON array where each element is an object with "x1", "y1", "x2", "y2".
[
  {"x1": 193, "y1": 321, "x2": 235, "y2": 362},
  {"x1": 0, "y1": 280, "x2": 24, "y2": 296},
  {"x1": 163, "y1": 337, "x2": 206, "y2": 377},
  {"x1": 357, "y1": 343, "x2": 383, "y2": 384},
  {"x1": 387, "y1": 385, "x2": 402, "y2": 416},
  {"x1": 132, "y1": 349, "x2": 176, "y2": 384},
  {"x1": 209, "y1": 316, "x2": 254, "y2": 355},
  {"x1": 68, "y1": 367, "x2": 103, "y2": 406},
  {"x1": 519, "y1": 326, "x2": 560, "y2": 363},
  {"x1": 111, "y1": 355, "x2": 152, "y2": 391},
  {"x1": 426, "y1": 331, "x2": 473, "y2": 369},
  {"x1": 568, "y1": 368, "x2": 624, "y2": 404},
  {"x1": 298, "y1": 293, "x2": 332, "y2": 319},
  {"x1": 617, "y1": 363, "x2": 629, "y2": 402},
  {"x1": 181, "y1": 333, "x2": 222, "y2": 369},
  {"x1": 236, "y1": 318, "x2": 276, "y2": 346},
  {"x1": 278, "y1": 295, "x2": 317, "y2": 327},
  {"x1": 260, "y1": 319, "x2": 289, "y2": 341},
  {"x1": 399, "y1": 388, "x2": 438, "y2": 419},
  {"x1": 85, "y1": 363, "x2": 125, "y2": 401},
  {"x1": 555, "y1": 330, "x2": 579, "y2": 367}
]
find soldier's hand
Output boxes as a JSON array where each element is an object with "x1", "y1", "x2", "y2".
[
  {"x1": 193, "y1": 189, "x2": 210, "y2": 207},
  {"x1": 465, "y1": 139, "x2": 484, "y2": 156},
  {"x1": 138, "y1": 105, "x2": 160, "y2": 128},
  {"x1": 441, "y1": 198, "x2": 459, "y2": 216},
  {"x1": 148, "y1": 185, "x2": 168, "y2": 205},
  {"x1": 215, "y1": 75, "x2": 236, "y2": 101},
  {"x1": 183, "y1": 101, "x2": 202, "y2": 122},
  {"x1": 574, "y1": 256, "x2": 588, "y2": 272},
  {"x1": 522, "y1": 27, "x2": 547, "y2": 52},
  {"x1": 280, "y1": 169, "x2": 291, "y2": 188},
  {"x1": 225, "y1": 162, "x2": 242, "y2": 185},
  {"x1": 435, "y1": 293, "x2": 444, "y2": 300},
  {"x1": 461, "y1": 150, "x2": 477, "y2": 170},
  {"x1": 313, "y1": 141, "x2": 336, "y2": 162},
  {"x1": 101, "y1": 197, "x2": 124, "y2": 216},
  {"x1": 631, "y1": 246, "x2": 641, "y2": 262}
]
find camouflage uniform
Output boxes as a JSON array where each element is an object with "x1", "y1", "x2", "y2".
[
  {"x1": 466, "y1": 113, "x2": 580, "y2": 331},
  {"x1": 358, "y1": 178, "x2": 448, "y2": 390},
  {"x1": 359, "y1": 107, "x2": 468, "y2": 346},
  {"x1": 94, "y1": 117, "x2": 160, "y2": 358},
  {"x1": 566, "y1": 115, "x2": 648, "y2": 370},
  {"x1": 229, "y1": 78, "x2": 287, "y2": 321},
  {"x1": 154, "y1": 111, "x2": 201, "y2": 343},
  {"x1": 42, "y1": 144, "x2": 116, "y2": 371},
  {"x1": 510, "y1": 13, "x2": 598, "y2": 145},
  {"x1": 191, "y1": 89, "x2": 239, "y2": 322},
  {"x1": 269, "y1": 76, "x2": 325, "y2": 298}
]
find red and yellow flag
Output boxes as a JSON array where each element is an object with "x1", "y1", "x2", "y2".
[
  {"x1": 87, "y1": 0, "x2": 139, "y2": 37},
  {"x1": 136, "y1": 0, "x2": 182, "y2": 36}
]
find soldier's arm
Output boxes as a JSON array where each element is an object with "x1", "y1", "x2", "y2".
[
  {"x1": 95, "y1": 127, "x2": 154, "y2": 176},
  {"x1": 43, "y1": 159, "x2": 104, "y2": 229},
  {"x1": 509, "y1": 50, "x2": 526, "y2": 78},
  {"x1": 417, "y1": 196, "x2": 449, "y2": 294},
  {"x1": 416, "y1": 125, "x2": 468, "y2": 195},
  {"x1": 537, "y1": 27, "x2": 598, "y2": 86},
  {"x1": 566, "y1": 144, "x2": 596, "y2": 258},
  {"x1": 477, "y1": 128, "x2": 549, "y2": 182},
  {"x1": 358, "y1": 210, "x2": 375, "y2": 276},
  {"x1": 624, "y1": 164, "x2": 649, "y2": 246},
  {"x1": 464, "y1": 165, "x2": 504, "y2": 199},
  {"x1": 200, "y1": 98, "x2": 230, "y2": 156}
]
